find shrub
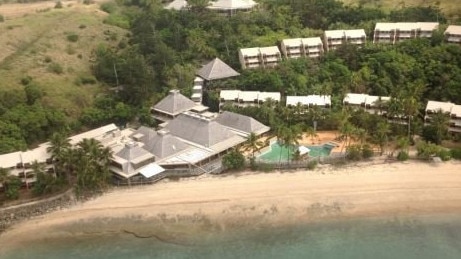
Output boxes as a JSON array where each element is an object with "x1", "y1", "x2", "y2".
[
  {"x1": 33, "y1": 172, "x2": 59, "y2": 196},
  {"x1": 20, "y1": 75, "x2": 33, "y2": 85},
  {"x1": 103, "y1": 13, "x2": 130, "y2": 29},
  {"x1": 79, "y1": 24, "x2": 87, "y2": 29},
  {"x1": 66, "y1": 44, "x2": 76, "y2": 55},
  {"x1": 75, "y1": 75, "x2": 97, "y2": 86},
  {"x1": 0, "y1": 14, "x2": 4, "y2": 23},
  {"x1": 437, "y1": 149, "x2": 451, "y2": 161},
  {"x1": 100, "y1": 2, "x2": 117, "y2": 14},
  {"x1": 416, "y1": 141, "x2": 442, "y2": 160},
  {"x1": 223, "y1": 149, "x2": 245, "y2": 171},
  {"x1": 361, "y1": 144, "x2": 374, "y2": 159},
  {"x1": 5, "y1": 177, "x2": 21, "y2": 200},
  {"x1": 83, "y1": 0, "x2": 94, "y2": 5},
  {"x1": 346, "y1": 145, "x2": 362, "y2": 161},
  {"x1": 307, "y1": 160, "x2": 318, "y2": 170},
  {"x1": 48, "y1": 62, "x2": 63, "y2": 74},
  {"x1": 450, "y1": 148, "x2": 461, "y2": 160},
  {"x1": 44, "y1": 56, "x2": 52, "y2": 63},
  {"x1": 55, "y1": 1, "x2": 63, "y2": 8},
  {"x1": 66, "y1": 33, "x2": 79, "y2": 42},
  {"x1": 397, "y1": 151, "x2": 409, "y2": 161}
]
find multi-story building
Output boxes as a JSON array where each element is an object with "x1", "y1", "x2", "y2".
[
  {"x1": 191, "y1": 77, "x2": 204, "y2": 104},
  {"x1": 373, "y1": 22, "x2": 439, "y2": 44},
  {"x1": 220, "y1": 90, "x2": 280, "y2": 108},
  {"x1": 324, "y1": 29, "x2": 366, "y2": 51},
  {"x1": 286, "y1": 95, "x2": 331, "y2": 108},
  {"x1": 280, "y1": 37, "x2": 324, "y2": 59},
  {"x1": 343, "y1": 93, "x2": 390, "y2": 115},
  {"x1": 445, "y1": 25, "x2": 461, "y2": 45},
  {"x1": 425, "y1": 100, "x2": 461, "y2": 134},
  {"x1": 238, "y1": 46, "x2": 282, "y2": 69}
]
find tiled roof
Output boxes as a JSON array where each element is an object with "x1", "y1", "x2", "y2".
[{"x1": 197, "y1": 58, "x2": 240, "y2": 81}]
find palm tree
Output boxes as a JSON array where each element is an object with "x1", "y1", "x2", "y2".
[
  {"x1": 428, "y1": 109, "x2": 450, "y2": 145},
  {"x1": 282, "y1": 124, "x2": 303, "y2": 163},
  {"x1": 305, "y1": 126, "x2": 318, "y2": 144},
  {"x1": 243, "y1": 132, "x2": 264, "y2": 159},
  {"x1": 374, "y1": 122, "x2": 391, "y2": 155},
  {"x1": 47, "y1": 132, "x2": 71, "y2": 181},
  {"x1": 29, "y1": 160, "x2": 45, "y2": 190},
  {"x1": 339, "y1": 122, "x2": 356, "y2": 154},
  {"x1": 354, "y1": 127, "x2": 367, "y2": 148}
]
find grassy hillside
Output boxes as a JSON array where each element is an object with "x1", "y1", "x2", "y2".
[
  {"x1": 0, "y1": 2, "x2": 127, "y2": 118},
  {"x1": 340, "y1": 0, "x2": 460, "y2": 21}
]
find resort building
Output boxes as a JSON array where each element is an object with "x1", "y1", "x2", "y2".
[
  {"x1": 324, "y1": 29, "x2": 366, "y2": 51},
  {"x1": 165, "y1": 0, "x2": 258, "y2": 15},
  {"x1": 343, "y1": 93, "x2": 390, "y2": 115},
  {"x1": 280, "y1": 37, "x2": 324, "y2": 59},
  {"x1": 286, "y1": 95, "x2": 331, "y2": 108},
  {"x1": 425, "y1": 100, "x2": 461, "y2": 134},
  {"x1": 191, "y1": 77, "x2": 204, "y2": 104},
  {"x1": 1, "y1": 93, "x2": 270, "y2": 186},
  {"x1": 196, "y1": 57, "x2": 240, "y2": 82},
  {"x1": 0, "y1": 124, "x2": 121, "y2": 188},
  {"x1": 220, "y1": 90, "x2": 281, "y2": 108},
  {"x1": 238, "y1": 46, "x2": 282, "y2": 69},
  {"x1": 373, "y1": 22, "x2": 439, "y2": 44},
  {"x1": 445, "y1": 25, "x2": 461, "y2": 45},
  {"x1": 150, "y1": 89, "x2": 209, "y2": 123}
]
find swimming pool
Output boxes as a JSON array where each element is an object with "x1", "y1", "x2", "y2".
[{"x1": 257, "y1": 142, "x2": 333, "y2": 162}]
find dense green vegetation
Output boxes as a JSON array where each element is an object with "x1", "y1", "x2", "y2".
[{"x1": 2, "y1": 0, "x2": 461, "y2": 196}]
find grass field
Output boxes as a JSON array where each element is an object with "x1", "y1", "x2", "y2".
[
  {"x1": 340, "y1": 0, "x2": 461, "y2": 21},
  {"x1": 0, "y1": 1, "x2": 126, "y2": 117}
]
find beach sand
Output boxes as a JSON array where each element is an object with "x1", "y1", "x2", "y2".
[{"x1": 1, "y1": 160, "x2": 461, "y2": 251}]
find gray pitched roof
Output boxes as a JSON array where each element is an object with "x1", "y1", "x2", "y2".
[
  {"x1": 153, "y1": 90, "x2": 196, "y2": 116},
  {"x1": 115, "y1": 142, "x2": 153, "y2": 163},
  {"x1": 165, "y1": 112, "x2": 236, "y2": 147},
  {"x1": 216, "y1": 111, "x2": 270, "y2": 135},
  {"x1": 197, "y1": 58, "x2": 240, "y2": 81},
  {"x1": 143, "y1": 130, "x2": 190, "y2": 159},
  {"x1": 132, "y1": 126, "x2": 157, "y2": 143}
]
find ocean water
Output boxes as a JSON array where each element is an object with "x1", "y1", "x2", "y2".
[{"x1": 3, "y1": 213, "x2": 461, "y2": 259}]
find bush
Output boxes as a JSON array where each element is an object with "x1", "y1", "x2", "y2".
[
  {"x1": 103, "y1": 13, "x2": 130, "y2": 29},
  {"x1": 100, "y1": 2, "x2": 117, "y2": 14},
  {"x1": 48, "y1": 62, "x2": 63, "y2": 74},
  {"x1": 416, "y1": 141, "x2": 442, "y2": 160},
  {"x1": 5, "y1": 177, "x2": 21, "y2": 200},
  {"x1": 361, "y1": 145, "x2": 374, "y2": 159},
  {"x1": 223, "y1": 149, "x2": 245, "y2": 171},
  {"x1": 79, "y1": 24, "x2": 87, "y2": 29},
  {"x1": 0, "y1": 14, "x2": 4, "y2": 23},
  {"x1": 83, "y1": 0, "x2": 94, "y2": 5},
  {"x1": 55, "y1": 1, "x2": 63, "y2": 8},
  {"x1": 20, "y1": 75, "x2": 33, "y2": 85},
  {"x1": 33, "y1": 172, "x2": 59, "y2": 196},
  {"x1": 44, "y1": 56, "x2": 52, "y2": 63},
  {"x1": 450, "y1": 148, "x2": 461, "y2": 160},
  {"x1": 307, "y1": 160, "x2": 318, "y2": 170},
  {"x1": 397, "y1": 151, "x2": 409, "y2": 161},
  {"x1": 66, "y1": 33, "x2": 79, "y2": 42},
  {"x1": 346, "y1": 145, "x2": 362, "y2": 161},
  {"x1": 437, "y1": 149, "x2": 451, "y2": 161}
]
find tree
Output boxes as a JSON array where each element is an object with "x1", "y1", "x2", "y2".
[
  {"x1": 373, "y1": 121, "x2": 390, "y2": 155},
  {"x1": 47, "y1": 132, "x2": 72, "y2": 183},
  {"x1": 223, "y1": 149, "x2": 245, "y2": 171},
  {"x1": 243, "y1": 132, "x2": 265, "y2": 159},
  {"x1": 422, "y1": 110, "x2": 450, "y2": 145},
  {"x1": 0, "y1": 168, "x2": 21, "y2": 200}
]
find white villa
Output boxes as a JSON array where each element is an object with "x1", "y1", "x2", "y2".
[
  {"x1": 373, "y1": 22, "x2": 439, "y2": 44},
  {"x1": 239, "y1": 46, "x2": 282, "y2": 69},
  {"x1": 425, "y1": 101, "x2": 461, "y2": 134},
  {"x1": 280, "y1": 37, "x2": 324, "y2": 59},
  {"x1": 165, "y1": 0, "x2": 258, "y2": 15},
  {"x1": 220, "y1": 90, "x2": 281, "y2": 107},
  {"x1": 445, "y1": 25, "x2": 461, "y2": 45},
  {"x1": 286, "y1": 95, "x2": 331, "y2": 108},
  {"x1": 324, "y1": 29, "x2": 366, "y2": 51},
  {"x1": 343, "y1": 93, "x2": 390, "y2": 115}
]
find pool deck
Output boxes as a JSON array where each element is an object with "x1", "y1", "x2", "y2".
[{"x1": 298, "y1": 130, "x2": 349, "y2": 154}]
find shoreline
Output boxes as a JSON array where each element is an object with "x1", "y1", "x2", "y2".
[{"x1": 1, "y1": 160, "x2": 461, "y2": 251}]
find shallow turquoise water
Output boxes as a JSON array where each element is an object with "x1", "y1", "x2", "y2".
[{"x1": 4, "y1": 214, "x2": 461, "y2": 259}]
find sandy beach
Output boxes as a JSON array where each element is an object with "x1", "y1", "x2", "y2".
[{"x1": 1, "y1": 160, "x2": 461, "y2": 251}]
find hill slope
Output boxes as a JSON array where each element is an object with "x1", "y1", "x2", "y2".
[{"x1": 0, "y1": 2, "x2": 127, "y2": 117}]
